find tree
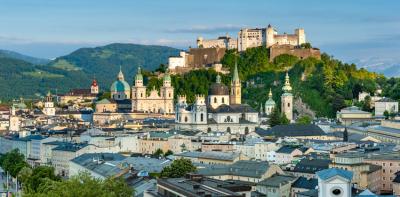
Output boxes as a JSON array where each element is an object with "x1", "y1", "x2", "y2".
[
  {"x1": 0, "y1": 149, "x2": 28, "y2": 177},
  {"x1": 164, "y1": 150, "x2": 174, "y2": 157},
  {"x1": 362, "y1": 95, "x2": 371, "y2": 112},
  {"x1": 384, "y1": 110, "x2": 390, "y2": 119},
  {"x1": 268, "y1": 107, "x2": 281, "y2": 127},
  {"x1": 300, "y1": 43, "x2": 312, "y2": 49},
  {"x1": 21, "y1": 166, "x2": 60, "y2": 194},
  {"x1": 160, "y1": 158, "x2": 196, "y2": 178},
  {"x1": 280, "y1": 113, "x2": 290, "y2": 125},
  {"x1": 153, "y1": 149, "x2": 164, "y2": 157},
  {"x1": 297, "y1": 115, "x2": 312, "y2": 125},
  {"x1": 24, "y1": 172, "x2": 134, "y2": 197}
]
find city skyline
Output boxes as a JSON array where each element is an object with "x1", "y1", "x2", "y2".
[{"x1": 0, "y1": 0, "x2": 399, "y2": 65}]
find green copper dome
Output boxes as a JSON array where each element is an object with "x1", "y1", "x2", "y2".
[
  {"x1": 163, "y1": 72, "x2": 171, "y2": 82},
  {"x1": 135, "y1": 66, "x2": 143, "y2": 81},
  {"x1": 111, "y1": 80, "x2": 130, "y2": 92}
]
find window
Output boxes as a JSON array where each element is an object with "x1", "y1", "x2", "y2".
[
  {"x1": 184, "y1": 116, "x2": 188, "y2": 122},
  {"x1": 288, "y1": 103, "x2": 290, "y2": 107},
  {"x1": 201, "y1": 113, "x2": 204, "y2": 122},
  {"x1": 214, "y1": 97, "x2": 217, "y2": 103},
  {"x1": 222, "y1": 97, "x2": 225, "y2": 103}
]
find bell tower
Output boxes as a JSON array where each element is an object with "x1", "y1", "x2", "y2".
[
  {"x1": 281, "y1": 72, "x2": 293, "y2": 122},
  {"x1": 230, "y1": 61, "x2": 241, "y2": 105}
]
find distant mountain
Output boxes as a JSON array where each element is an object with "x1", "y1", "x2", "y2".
[
  {"x1": 0, "y1": 43, "x2": 180, "y2": 100},
  {"x1": 0, "y1": 49, "x2": 50, "y2": 65},
  {"x1": 350, "y1": 57, "x2": 400, "y2": 77},
  {"x1": 49, "y1": 43, "x2": 180, "y2": 86}
]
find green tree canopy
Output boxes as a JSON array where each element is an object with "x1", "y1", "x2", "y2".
[
  {"x1": 24, "y1": 172, "x2": 134, "y2": 197},
  {"x1": 0, "y1": 149, "x2": 28, "y2": 177},
  {"x1": 297, "y1": 115, "x2": 312, "y2": 125},
  {"x1": 160, "y1": 158, "x2": 196, "y2": 178}
]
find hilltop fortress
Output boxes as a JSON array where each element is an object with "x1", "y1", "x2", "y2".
[
  {"x1": 197, "y1": 24, "x2": 306, "y2": 51},
  {"x1": 168, "y1": 24, "x2": 320, "y2": 73}
]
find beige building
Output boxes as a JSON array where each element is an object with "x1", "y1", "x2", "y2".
[
  {"x1": 375, "y1": 98, "x2": 398, "y2": 116},
  {"x1": 198, "y1": 25, "x2": 306, "y2": 52},
  {"x1": 131, "y1": 68, "x2": 174, "y2": 114},
  {"x1": 330, "y1": 152, "x2": 381, "y2": 193},
  {"x1": 364, "y1": 153, "x2": 400, "y2": 194},
  {"x1": 336, "y1": 106, "x2": 373, "y2": 126}
]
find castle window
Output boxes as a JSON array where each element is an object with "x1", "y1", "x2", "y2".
[
  {"x1": 201, "y1": 113, "x2": 204, "y2": 122},
  {"x1": 214, "y1": 97, "x2": 217, "y2": 103},
  {"x1": 222, "y1": 97, "x2": 225, "y2": 103}
]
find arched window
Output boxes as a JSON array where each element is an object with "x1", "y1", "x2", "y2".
[
  {"x1": 201, "y1": 113, "x2": 204, "y2": 122},
  {"x1": 222, "y1": 97, "x2": 225, "y2": 103},
  {"x1": 214, "y1": 97, "x2": 217, "y2": 103},
  {"x1": 184, "y1": 116, "x2": 188, "y2": 122},
  {"x1": 288, "y1": 103, "x2": 290, "y2": 107},
  {"x1": 227, "y1": 127, "x2": 231, "y2": 133},
  {"x1": 141, "y1": 93, "x2": 143, "y2": 98}
]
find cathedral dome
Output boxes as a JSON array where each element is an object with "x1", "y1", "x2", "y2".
[
  {"x1": 209, "y1": 83, "x2": 229, "y2": 95},
  {"x1": 209, "y1": 74, "x2": 229, "y2": 95},
  {"x1": 111, "y1": 80, "x2": 130, "y2": 92}
]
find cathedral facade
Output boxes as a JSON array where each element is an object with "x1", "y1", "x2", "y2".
[
  {"x1": 131, "y1": 67, "x2": 174, "y2": 114},
  {"x1": 175, "y1": 63, "x2": 259, "y2": 134}
]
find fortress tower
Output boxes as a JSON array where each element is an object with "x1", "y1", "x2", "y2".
[{"x1": 281, "y1": 72, "x2": 293, "y2": 122}]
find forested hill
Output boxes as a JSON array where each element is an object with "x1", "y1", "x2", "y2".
[
  {"x1": 0, "y1": 43, "x2": 180, "y2": 100},
  {"x1": 148, "y1": 47, "x2": 399, "y2": 118}
]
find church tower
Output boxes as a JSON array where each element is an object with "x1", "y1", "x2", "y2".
[
  {"x1": 230, "y1": 62, "x2": 241, "y2": 105},
  {"x1": 160, "y1": 70, "x2": 174, "y2": 114},
  {"x1": 281, "y1": 72, "x2": 293, "y2": 122},
  {"x1": 131, "y1": 66, "x2": 147, "y2": 112},
  {"x1": 90, "y1": 78, "x2": 99, "y2": 94},
  {"x1": 265, "y1": 88, "x2": 276, "y2": 115},
  {"x1": 43, "y1": 91, "x2": 56, "y2": 116}
]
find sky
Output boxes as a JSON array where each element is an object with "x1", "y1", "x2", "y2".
[{"x1": 0, "y1": 0, "x2": 399, "y2": 64}]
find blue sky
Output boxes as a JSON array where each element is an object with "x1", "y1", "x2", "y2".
[{"x1": 0, "y1": 0, "x2": 399, "y2": 64}]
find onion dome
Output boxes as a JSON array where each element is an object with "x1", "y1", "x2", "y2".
[
  {"x1": 111, "y1": 67, "x2": 130, "y2": 92},
  {"x1": 282, "y1": 72, "x2": 292, "y2": 93},
  {"x1": 209, "y1": 74, "x2": 229, "y2": 95},
  {"x1": 135, "y1": 66, "x2": 143, "y2": 81},
  {"x1": 265, "y1": 88, "x2": 276, "y2": 106}
]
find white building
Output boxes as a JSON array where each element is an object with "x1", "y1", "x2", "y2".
[
  {"x1": 175, "y1": 65, "x2": 259, "y2": 134},
  {"x1": 316, "y1": 168, "x2": 353, "y2": 197},
  {"x1": 375, "y1": 98, "x2": 398, "y2": 116},
  {"x1": 168, "y1": 51, "x2": 188, "y2": 70},
  {"x1": 43, "y1": 91, "x2": 56, "y2": 116}
]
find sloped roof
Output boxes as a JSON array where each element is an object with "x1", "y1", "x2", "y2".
[
  {"x1": 293, "y1": 159, "x2": 331, "y2": 174},
  {"x1": 177, "y1": 151, "x2": 239, "y2": 161},
  {"x1": 257, "y1": 175, "x2": 295, "y2": 187},
  {"x1": 292, "y1": 177, "x2": 318, "y2": 190},
  {"x1": 316, "y1": 168, "x2": 353, "y2": 181},
  {"x1": 257, "y1": 124, "x2": 326, "y2": 137},
  {"x1": 198, "y1": 160, "x2": 272, "y2": 178},
  {"x1": 376, "y1": 97, "x2": 396, "y2": 102}
]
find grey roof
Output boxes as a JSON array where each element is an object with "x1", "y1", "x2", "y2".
[
  {"x1": 292, "y1": 177, "x2": 318, "y2": 190},
  {"x1": 293, "y1": 159, "x2": 331, "y2": 174},
  {"x1": 157, "y1": 176, "x2": 244, "y2": 197},
  {"x1": 209, "y1": 104, "x2": 257, "y2": 114},
  {"x1": 70, "y1": 153, "x2": 126, "y2": 178},
  {"x1": 316, "y1": 168, "x2": 353, "y2": 181},
  {"x1": 177, "y1": 151, "x2": 240, "y2": 161},
  {"x1": 256, "y1": 124, "x2": 326, "y2": 137},
  {"x1": 276, "y1": 146, "x2": 299, "y2": 154},
  {"x1": 296, "y1": 189, "x2": 318, "y2": 197},
  {"x1": 198, "y1": 160, "x2": 272, "y2": 178},
  {"x1": 52, "y1": 142, "x2": 88, "y2": 152},
  {"x1": 257, "y1": 175, "x2": 295, "y2": 187},
  {"x1": 121, "y1": 157, "x2": 171, "y2": 173},
  {"x1": 376, "y1": 97, "x2": 396, "y2": 102}
]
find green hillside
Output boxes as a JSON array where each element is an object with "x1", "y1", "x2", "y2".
[
  {"x1": 0, "y1": 43, "x2": 180, "y2": 100},
  {"x1": 50, "y1": 43, "x2": 180, "y2": 87},
  {"x1": 148, "y1": 47, "x2": 395, "y2": 118},
  {"x1": 0, "y1": 49, "x2": 50, "y2": 65}
]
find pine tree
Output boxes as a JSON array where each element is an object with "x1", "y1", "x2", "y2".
[{"x1": 268, "y1": 107, "x2": 281, "y2": 127}]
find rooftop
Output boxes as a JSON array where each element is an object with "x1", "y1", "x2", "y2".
[
  {"x1": 316, "y1": 168, "x2": 353, "y2": 181},
  {"x1": 256, "y1": 124, "x2": 326, "y2": 137},
  {"x1": 70, "y1": 153, "x2": 127, "y2": 178},
  {"x1": 198, "y1": 160, "x2": 272, "y2": 178},
  {"x1": 257, "y1": 175, "x2": 296, "y2": 187},
  {"x1": 177, "y1": 151, "x2": 240, "y2": 161}
]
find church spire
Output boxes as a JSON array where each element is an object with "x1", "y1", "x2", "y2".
[
  {"x1": 233, "y1": 60, "x2": 239, "y2": 82},
  {"x1": 268, "y1": 88, "x2": 273, "y2": 98},
  {"x1": 282, "y1": 71, "x2": 292, "y2": 92},
  {"x1": 118, "y1": 66, "x2": 124, "y2": 80}
]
